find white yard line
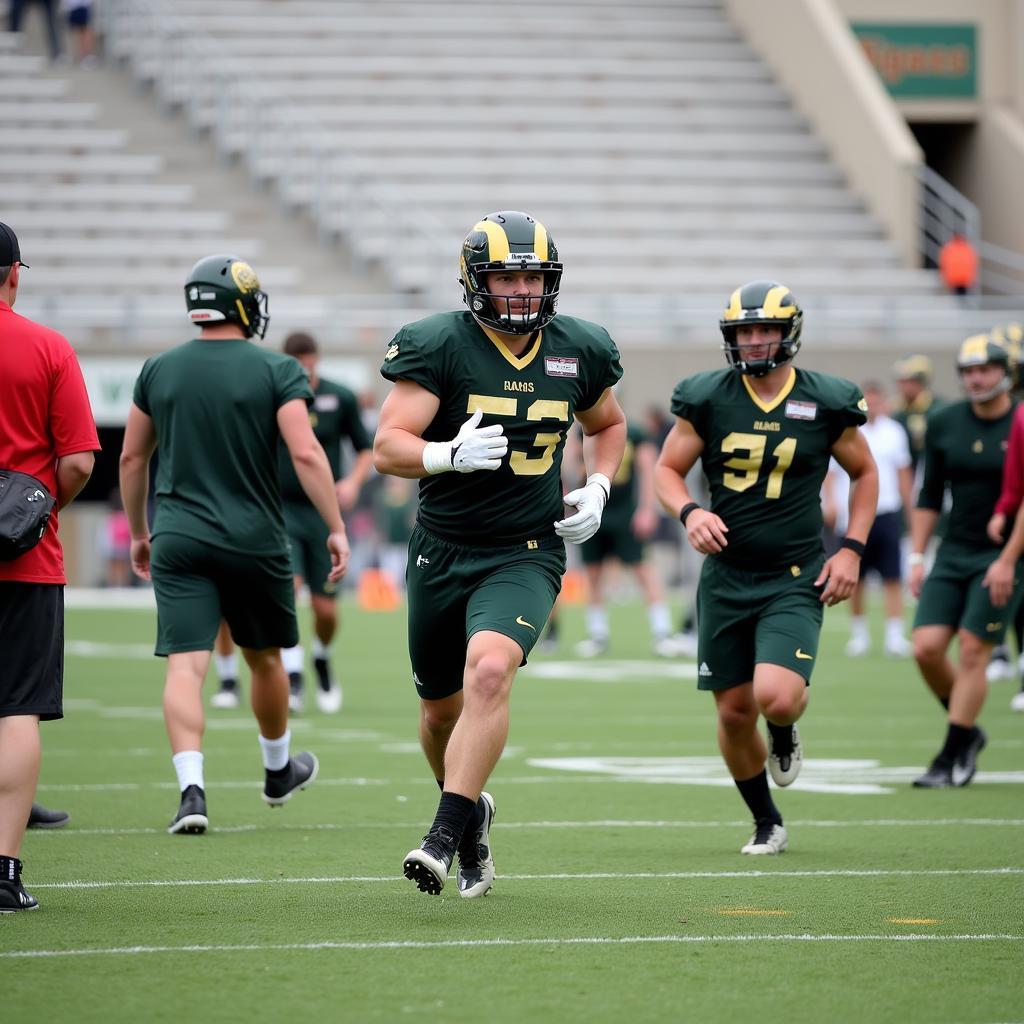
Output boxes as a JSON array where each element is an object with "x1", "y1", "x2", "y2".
[{"x1": 3, "y1": 933, "x2": 1021, "y2": 960}]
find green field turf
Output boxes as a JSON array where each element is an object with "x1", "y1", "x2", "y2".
[{"x1": 3, "y1": 595, "x2": 1023, "y2": 1023}]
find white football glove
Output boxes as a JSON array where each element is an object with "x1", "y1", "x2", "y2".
[
  {"x1": 422, "y1": 408, "x2": 508, "y2": 475},
  {"x1": 554, "y1": 473, "x2": 611, "y2": 544}
]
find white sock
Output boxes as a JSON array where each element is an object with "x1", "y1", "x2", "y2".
[
  {"x1": 586, "y1": 606, "x2": 609, "y2": 642},
  {"x1": 311, "y1": 637, "x2": 330, "y2": 661},
  {"x1": 281, "y1": 645, "x2": 304, "y2": 674},
  {"x1": 885, "y1": 618, "x2": 905, "y2": 643},
  {"x1": 259, "y1": 729, "x2": 291, "y2": 772},
  {"x1": 172, "y1": 750, "x2": 204, "y2": 792},
  {"x1": 648, "y1": 603, "x2": 671, "y2": 641},
  {"x1": 214, "y1": 652, "x2": 238, "y2": 682},
  {"x1": 850, "y1": 616, "x2": 868, "y2": 641}
]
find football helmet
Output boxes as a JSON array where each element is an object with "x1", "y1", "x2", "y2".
[
  {"x1": 720, "y1": 280, "x2": 803, "y2": 377},
  {"x1": 956, "y1": 333, "x2": 1012, "y2": 402},
  {"x1": 184, "y1": 254, "x2": 269, "y2": 339},
  {"x1": 459, "y1": 211, "x2": 562, "y2": 335},
  {"x1": 893, "y1": 354, "x2": 933, "y2": 384}
]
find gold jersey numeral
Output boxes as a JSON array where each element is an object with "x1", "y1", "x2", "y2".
[
  {"x1": 721, "y1": 432, "x2": 797, "y2": 500},
  {"x1": 466, "y1": 396, "x2": 570, "y2": 476}
]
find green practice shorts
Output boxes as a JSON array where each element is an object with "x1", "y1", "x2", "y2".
[
  {"x1": 913, "y1": 542, "x2": 1024, "y2": 643},
  {"x1": 579, "y1": 514, "x2": 644, "y2": 566},
  {"x1": 405, "y1": 525, "x2": 566, "y2": 701},
  {"x1": 151, "y1": 532, "x2": 298, "y2": 655},
  {"x1": 284, "y1": 500, "x2": 337, "y2": 598},
  {"x1": 696, "y1": 554, "x2": 825, "y2": 691}
]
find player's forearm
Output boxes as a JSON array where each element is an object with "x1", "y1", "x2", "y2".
[
  {"x1": 293, "y1": 445, "x2": 346, "y2": 532},
  {"x1": 56, "y1": 451, "x2": 94, "y2": 510},
  {"x1": 998, "y1": 501, "x2": 1024, "y2": 565},
  {"x1": 583, "y1": 419, "x2": 626, "y2": 483},
  {"x1": 654, "y1": 464, "x2": 694, "y2": 518},
  {"x1": 346, "y1": 449, "x2": 374, "y2": 490},
  {"x1": 844, "y1": 463, "x2": 878, "y2": 542},
  {"x1": 373, "y1": 427, "x2": 431, "y2": 479},
  {"x1": 909, "y1": 508, "x2": 939, "y2": 557},
  {"x1": 118, "y1": 454, "x2": 150, "y2": 538}
]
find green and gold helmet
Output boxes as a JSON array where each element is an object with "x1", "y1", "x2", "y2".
[
  {"x1": 719, "y1": 280, "x2": 803, "y2": 377},
  {"x1": 957, "y1": 332, "x2": 1012, "y2": 402},
  {"x1": 893, "y1": 354, "x2": 933, "y2": 384},
  {"x1": 459, "y1": 211, "x2": 562, "y2": 335},
  {"x1": 184, "y1": 254, "x2": 269, "y2": 339}
]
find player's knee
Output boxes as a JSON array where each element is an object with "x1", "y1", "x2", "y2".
[
  {"x1": 912, "y1": 632, "x2": 944, "y2": 665},
  {"x1": 467, "y1": 653, "x2": 515, "y2": 705},
  {"x1": 421, "y1": 701, "x2": 459, "y2": 734},
  {"x1": 717, "y1": 700, "x2": 757, "y2": 738},
  {"x1": 957, "y1": 631, "x2": 989, "y2": 667}
]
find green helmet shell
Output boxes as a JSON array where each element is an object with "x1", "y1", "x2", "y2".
[
  {"x1": 459, "y1": 211, "x2": 562, "y2": 335},
  {"x1": 184, "y1": 254, "x2": 270, "y2": 339},
  {"x1": 720, "y1": 280, "x2": 803, "y2": 377}
]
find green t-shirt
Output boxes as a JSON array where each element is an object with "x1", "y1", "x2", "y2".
[
  {"x1": 603, "y1": 421, "x2": 650, "y2": 527},
  {"x1": 133, "y1": 338, "x2": 313, "y2": 554},
  {"x1": 893, "y1": 390, "x2": 946, "y2": 472},
  {"x1": 671, "y1": 367, "x2": 867, "y2": 571},
  {"x1": 917, "y1": 399, "x2": 1016, "y2": 553},
  {"x1": 380, "y1": 311, "x2": 623, "y2": 546},
  {"x1": 276, "y1": 376, "x2": 370, "y2": 502}
]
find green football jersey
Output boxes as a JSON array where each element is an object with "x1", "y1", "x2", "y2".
[
  {"x1": 603, "y1": 421, "x2": 650, "y2": 527},
  {"x1": 133, "y1": 338, "x2": 313, "y2": 555},
  {"x1": 276, "y1": 376, "x2": 370, "y2": 502},
  {"x1": 380, "y1": 311, "x2": 623, "y2": 546},
  {"x1": 917, "y1": 399, "x2": 1016, "y2": 552},
  {"x1": 893, "y1": 390, "x2": 946, "y2": 472},
  {"x1": 671, "y1": 367, "x2": 867, "y2": 570}
]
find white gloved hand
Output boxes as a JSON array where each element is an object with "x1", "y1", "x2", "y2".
[
  {"x1": 422, "y1": 408, "x2": 508, "y2": 475},
  {"x1": 554, "y1": 473, "x2": 611, "y2": 544}
]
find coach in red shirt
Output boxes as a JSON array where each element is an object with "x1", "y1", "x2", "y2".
[{"x1": 0, "y1": 222, "x2": 99, "y2": 912}]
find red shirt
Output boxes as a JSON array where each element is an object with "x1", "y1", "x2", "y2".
[
  {"x1": 0, "y1": 301, "x2": 100, "y2": 583},
  {"x1": 995, "y1": 403, "x2": 1024, "y2": 518}
]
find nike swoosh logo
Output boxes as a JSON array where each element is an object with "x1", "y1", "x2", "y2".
[
  {"x1": 516, "y1": 616, "x2": 536, "y2": 631},
  {"x1": 950, "y1": 763, "x2": 970, "y2": 785},
  {"x1": 795, "y1": 649, "x2": 814, "y2": 660}
]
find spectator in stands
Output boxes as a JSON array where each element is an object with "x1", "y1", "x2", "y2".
[
  {"x1": 574, "y1": 419, "x2": 676, "y2": 658},
  {"x1": 8, "y1": 0, "x2": 62, "y2": 61},
  {"x1": 938, "y1": 233, "x2": 979, "y2": 299},
  {"x1": 119, "y1": 255, "x2": 348, "y2": 834},
  {"x1": 0, "y1": 221, "x2": 98, "y2": 910},
  {"x1": 824, "y1": 382, "x2": 913, "y2": 658},
  {"x1": 375, "y1": 210, "x2": 625, "y2": 897},
  {"x1": 61, "y1": 0, "x2": 96, "y2": 66},
  {"x1": 985, "y1": 397, "x2": 1024, "y2": 711},
  {"x1": 908, "y1": 336, "x2": 1020, "y2": 788}
]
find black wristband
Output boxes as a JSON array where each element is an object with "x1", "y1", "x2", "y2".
[
  {"x1": 679, "y1": 502, "x2": 702, "y2": 526},
  {"x1": 839, "y1": 537, "x2": 866, "y2": 557}
]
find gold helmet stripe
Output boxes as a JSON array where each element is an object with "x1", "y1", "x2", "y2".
[
  {"x1": 762, "y1": 285, "x2": 796, "y2": 319},
  {"x1": 959, "y1": 334, "x2": 991, "y2": 364},
  {"x1": 534, "y1": 221, "x2": 549, "y2": 261},
  {"x1": 474, "y1": 220, "x2": 510, "y2": 263},
  {"x1": 235, "y1": 298, "x2": 251, "y2": 327},
  {"x1": 723, "y1": 286, "x2": 744, "y2": 322}
]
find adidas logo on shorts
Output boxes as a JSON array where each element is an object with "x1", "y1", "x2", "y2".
[{"x1": 698, "y1": 662, "x2": 712, "y2": 677}]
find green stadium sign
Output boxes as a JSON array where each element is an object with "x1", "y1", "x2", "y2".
[{"x1": 852, "y1": 23, "x2": 977, "y2": 99}]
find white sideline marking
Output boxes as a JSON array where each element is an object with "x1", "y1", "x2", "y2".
[
  {"x1": 34, "y1": 776, "x2": 610, "y2": 792},
  {"x1": 27, "y1": 867, "x2": 1024, "y2": 890},
  {"x1": 3, "y1": 933, "x2": 1021, "y2": 960},
  {"x1": 28, "y1": 817, "x2": 1024, "y2": 838}
]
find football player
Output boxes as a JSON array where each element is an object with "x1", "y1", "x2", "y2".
[
  {"x1": 655, "y1": 281, "x2": 878, "y2": 855},
  {"x1": 909, "y1": 336, "x2": 1022, "y2": 786},
  {"x1": 374, "y1": 211, "x2": 626, "y2": 897},
  {"x1": 120, "y1": 255, "x2": 349, "y2": 833}
]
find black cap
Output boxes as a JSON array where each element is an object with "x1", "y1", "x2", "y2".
[{"x1": 0, "y1": 222, "x2": 28, "y2": 268}]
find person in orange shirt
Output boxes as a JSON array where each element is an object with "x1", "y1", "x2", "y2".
[{"x1": 938, "y1": 233, "x2": 979, "y2": 297}]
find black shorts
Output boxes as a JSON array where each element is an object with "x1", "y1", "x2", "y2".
[
  {"x1": 0, "y1": 582, "x2": 64, "y2": 720},
  {"x1": 861, "y1": 511, "x2": 902, "y2": 581}
]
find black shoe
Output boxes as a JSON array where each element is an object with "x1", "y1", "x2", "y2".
[
  {"x1": 263, "y1": 751, "x2": 319, "y2": 806},
  {"x1": 168, "y1": 785, "x2": 208, "y2": 834},
  {"x1": 288, "y1": 672, "x2": 304, "y2": 713},
  {"x1": 951, "y1": 726, "x2": 987, "y2": 786},
  {"x1": 457, "y1": 792, "x2": 496, "y2": 899},
  {"x1": 27, "y1": 803, "x2": 70, "y2": 829},
  {"x1": 403, "y1": 825, "x2": 458, "y2": 895},
  {"x1": 912, "y1": 759, "x2": 954, "y2": 788},
  {"x1": 0, "y1": 859, "x2": 39, "y2": 913}
]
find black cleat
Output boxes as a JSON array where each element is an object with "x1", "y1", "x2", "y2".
[
  {"x1": 0, "y1": 859, "x2": 39, "y2": 913},
  {"x1": 457, "y1": 792, "x2": 496, "y2": 899},
  {"x1": 951, "y1": 726, "x2": 987, "y2": 786},
  {"x1": 27, "y1": 803, "x2": 70, "y2": 829},
  {"x1": 263, "y1": 752, "x2": 319, "y2": 806},
  {"x1": 912, "y1": 759, "x2": 954, "y2": 788},
  {"x1": 168, "y1": 785, "x2": 208, "y2": 834},
  {"x1": 288, "y1": 672, "x2": 304, "y2": 713},
  {"x1": 403, "y1": 826, "x2": 458, "y2": 895}
]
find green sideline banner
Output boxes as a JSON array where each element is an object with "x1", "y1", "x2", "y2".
[{"x1": 852, "y1": 23, "x2": 977, "y2": 99}]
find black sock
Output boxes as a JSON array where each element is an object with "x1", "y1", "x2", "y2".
[
  {"x1": 429, "y1": 792, "x2": 477, "y2": 846},
  {"x1": 221, "y1": 677, "x2": 237, "y2": 691},
  {"x1": 939, "y1": 696, "x2": 950, "y2": 710},
  {"x1": 435, "y1": 778, "x2": 444, "y2": 792},
  {"x1": 0, "y1": 855, "x2": 21, "y2": 882},
  {"x1": 765, "y1": 720, "x2": 793, "y2": 750},
  {"x1": 734, "y1": 770, "x2": 781, "y2": 826},
  {"x1": 937, "y1": 723, "x2": 973, "y2": 763}
]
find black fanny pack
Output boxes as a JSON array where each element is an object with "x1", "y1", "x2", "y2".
[{"x1": 0, "y1": 469, "x2": 57, "y2": 561}]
